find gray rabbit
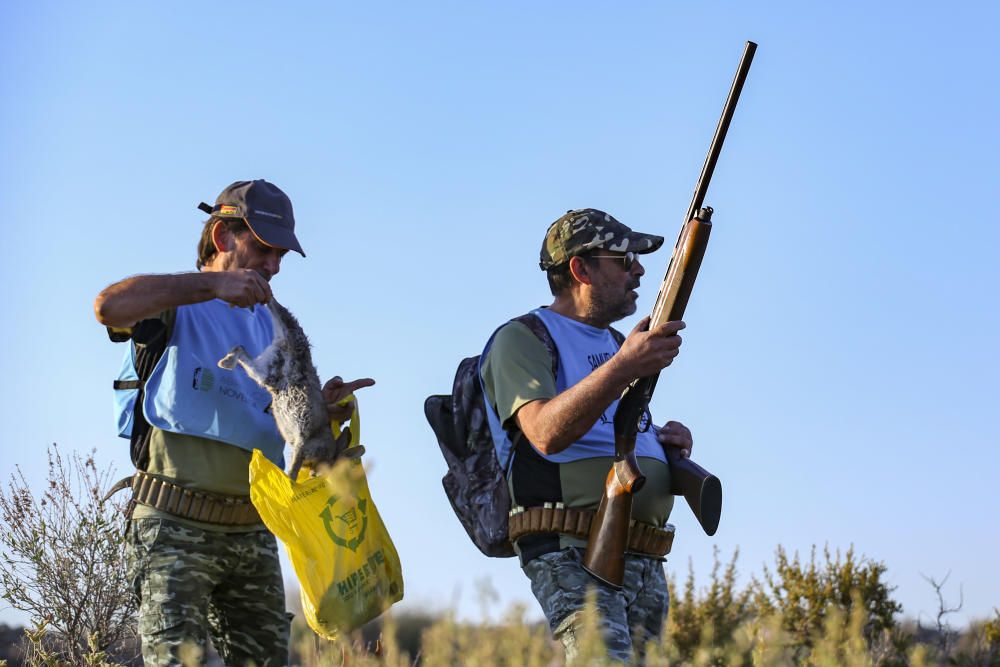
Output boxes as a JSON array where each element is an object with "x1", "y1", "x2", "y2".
[{"x1": 218, "y1": 299, "x2": 362, "y2": 480}]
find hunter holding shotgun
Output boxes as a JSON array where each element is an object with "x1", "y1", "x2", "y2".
[
  {"x1": 479, "y1": 208, "x2": 694, "y2": 662},
  {"x1": 481, "y1": 40, "x2": 756, "y2": 662}
]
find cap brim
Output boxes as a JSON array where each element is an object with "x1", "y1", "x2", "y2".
[
  {"x1": 245, "y1": 218, "x2": 306, "y2": 257},
  {"x1": 596, "y1": 230, "x2": 665, "y2": 255},
  {"x1": 629, "y1": 231, "x2": 665, "y2": 254}
]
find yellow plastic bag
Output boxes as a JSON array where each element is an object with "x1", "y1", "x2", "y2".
[{"x1": 249, "y1": 398, "x2": 403, "y2": 639}]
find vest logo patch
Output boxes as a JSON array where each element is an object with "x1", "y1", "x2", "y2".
[
  {"x1": 192, "y1": 367, "x2": 215, "y2": 391},
  {"x1": 320, "y1": 495, "x2": 368, "y2": 552}
]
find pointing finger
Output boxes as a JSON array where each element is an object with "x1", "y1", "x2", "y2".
[{"x1": 342, "y1": 378, "x2": 376, "y2": 393}]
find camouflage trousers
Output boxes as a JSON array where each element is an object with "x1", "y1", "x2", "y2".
[
  {"x1": 522, "y1": 547, "x2": 668, "y2": 664},
  {"x1": 126, "y1": 518, "x2": 290, "y2": 666}
]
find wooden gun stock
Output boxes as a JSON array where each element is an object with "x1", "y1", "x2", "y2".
[
  {"x1": 582, "y1": 451, "x2": 720, "y2": 588},
  {"x1": 582, "y1": 439, "x2": 645, "y2": 586}
]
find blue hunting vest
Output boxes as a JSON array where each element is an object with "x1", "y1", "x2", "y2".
[
  {"x1": 114, "y1": 299, "x2": 285, "y2": 465},
  {"x1": 482, "y1": 307, "x2": 665, "y2": 467}
]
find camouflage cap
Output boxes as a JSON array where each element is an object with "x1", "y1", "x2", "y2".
[{"x1": 539, "y1": 208, "x2": 664, "y2": 270}]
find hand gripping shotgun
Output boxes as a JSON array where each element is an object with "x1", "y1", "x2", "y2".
[{"x1": 582, "y1": 41, "x2": 757, "y2": 588}]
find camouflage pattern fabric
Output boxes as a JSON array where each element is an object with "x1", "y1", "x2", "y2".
[
  {"x1": 539, "y1": 208, "x2": 665, "y2": 270},
  {"x1": 127, "y1": 518, "x2": 290, "y2": 666},
  {"x1": 522, "y1": 547, "x2": 668, "y2": 664}
]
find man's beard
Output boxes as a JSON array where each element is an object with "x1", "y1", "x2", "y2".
[{"x1": 586, "y1": 280, "x2": 639, "y2": 326}]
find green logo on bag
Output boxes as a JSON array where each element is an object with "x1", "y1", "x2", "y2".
[{"x1": 319, "y1": 495, "x2": 368, "y2": 552}]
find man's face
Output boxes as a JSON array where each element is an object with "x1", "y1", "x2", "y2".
[
  {"x1": 585, "y1": 251, "x2": 646, "y2": 323},
  {"x1": 218, "y1": 228, "x2": 288, "y2": 281}
]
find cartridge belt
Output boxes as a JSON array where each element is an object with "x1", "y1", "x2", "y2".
[
  {"x1": 127, "y1": 470, "x2": 262, "y2": 526},
  {"x1": 508, "y1": 504, "x2": 674, "y2": 558}
]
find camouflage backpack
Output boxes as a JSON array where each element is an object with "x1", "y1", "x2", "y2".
[
  {"x1": 423, "y1": 311, "x2": 625, "y2": 558},
  {"x1": 423, "y1": 313, "x2": 557, "y2": 558}
]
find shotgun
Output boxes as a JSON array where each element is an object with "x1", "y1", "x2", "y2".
[{"x1": 582, "y1": 41, "x2": 757, "y2": 588}]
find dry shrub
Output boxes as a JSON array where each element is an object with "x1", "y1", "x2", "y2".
[{"x1": 0, "y1": 444, "x2": 137, "y2": 665}]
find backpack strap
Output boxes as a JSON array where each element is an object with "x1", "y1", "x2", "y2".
[
  {"x1": 122, "y1": 318, "x2": 169, "y2": 471},
  {"x1": 510, "y1": 312, "x2": 559, "y2": 378}
]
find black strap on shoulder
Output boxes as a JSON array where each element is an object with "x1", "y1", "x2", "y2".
[
  {"x1": 511, "y1": 311, "x2": 559, "y2": 378},
  {"x1": 124, "y1": 318, "x2": 169, "y2": 471}
]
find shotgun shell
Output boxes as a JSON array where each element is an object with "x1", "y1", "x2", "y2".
[
  {"x1": 528, "y1": 506, "x2": 542, "y2": 532},
  {"x1": 553, "y1": 502, "x2": 565, "y2": 533},
  {"x1": 541, "y1": 502, "x2": 554, "y2": 532}
]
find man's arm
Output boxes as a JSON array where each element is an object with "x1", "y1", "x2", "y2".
[
  {"x1": 94, "y1": 270, "x2": 272, "y2": 328},
  {"x1": 516, "y1": 317, "x2": 686, "y2": 455}
]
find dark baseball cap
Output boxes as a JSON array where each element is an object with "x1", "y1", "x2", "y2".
[
  {"x1": 539, "y1": 208, "x2": 664, "y2": 270},
  {"x1": 198, "y1": 180, "x2": 305, "y2": 257}
]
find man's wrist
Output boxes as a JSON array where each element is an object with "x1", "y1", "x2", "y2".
[
  {"x1": 598, "y1": 354, "x2": 635, "y2": 396},
  {"x1": 181, "y1": 271, "x2": 221, "y2": 302}
]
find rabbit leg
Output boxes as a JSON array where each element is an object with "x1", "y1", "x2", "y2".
[
  {"x1": 218, "y1": 344, "x2": 276, "y2": 389},
  {"x1": 218, "y1": 345, "x2": 250, "y2": 370}
]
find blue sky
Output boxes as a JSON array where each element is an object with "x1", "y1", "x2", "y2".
[{"x1": 2, "y1": 1, "x2": 997, "y2": 629}]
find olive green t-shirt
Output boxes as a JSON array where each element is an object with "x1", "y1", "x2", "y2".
[
  {"x1": 480, "y1": 320, "x2": 674, "y2": 548},
  {"x1": 130, "y1": 428, "x2": 266, "y2": 532}
]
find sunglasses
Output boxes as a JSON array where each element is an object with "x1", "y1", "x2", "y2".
[{"x1": 589, "y1": 251, "x2": 637, "y2": 271}]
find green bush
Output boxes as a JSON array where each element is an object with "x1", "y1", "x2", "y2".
[
  {"x1": 665, "y1": 546, "x2": 753, "y2": 662},
  {"x1": 753, "y1": 545, "x2": 901, "y2": 644}
]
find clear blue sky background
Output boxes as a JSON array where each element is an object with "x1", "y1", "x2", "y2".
[{"x1": 2, "y1": 1, "x2": 997, "y2": 629}]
